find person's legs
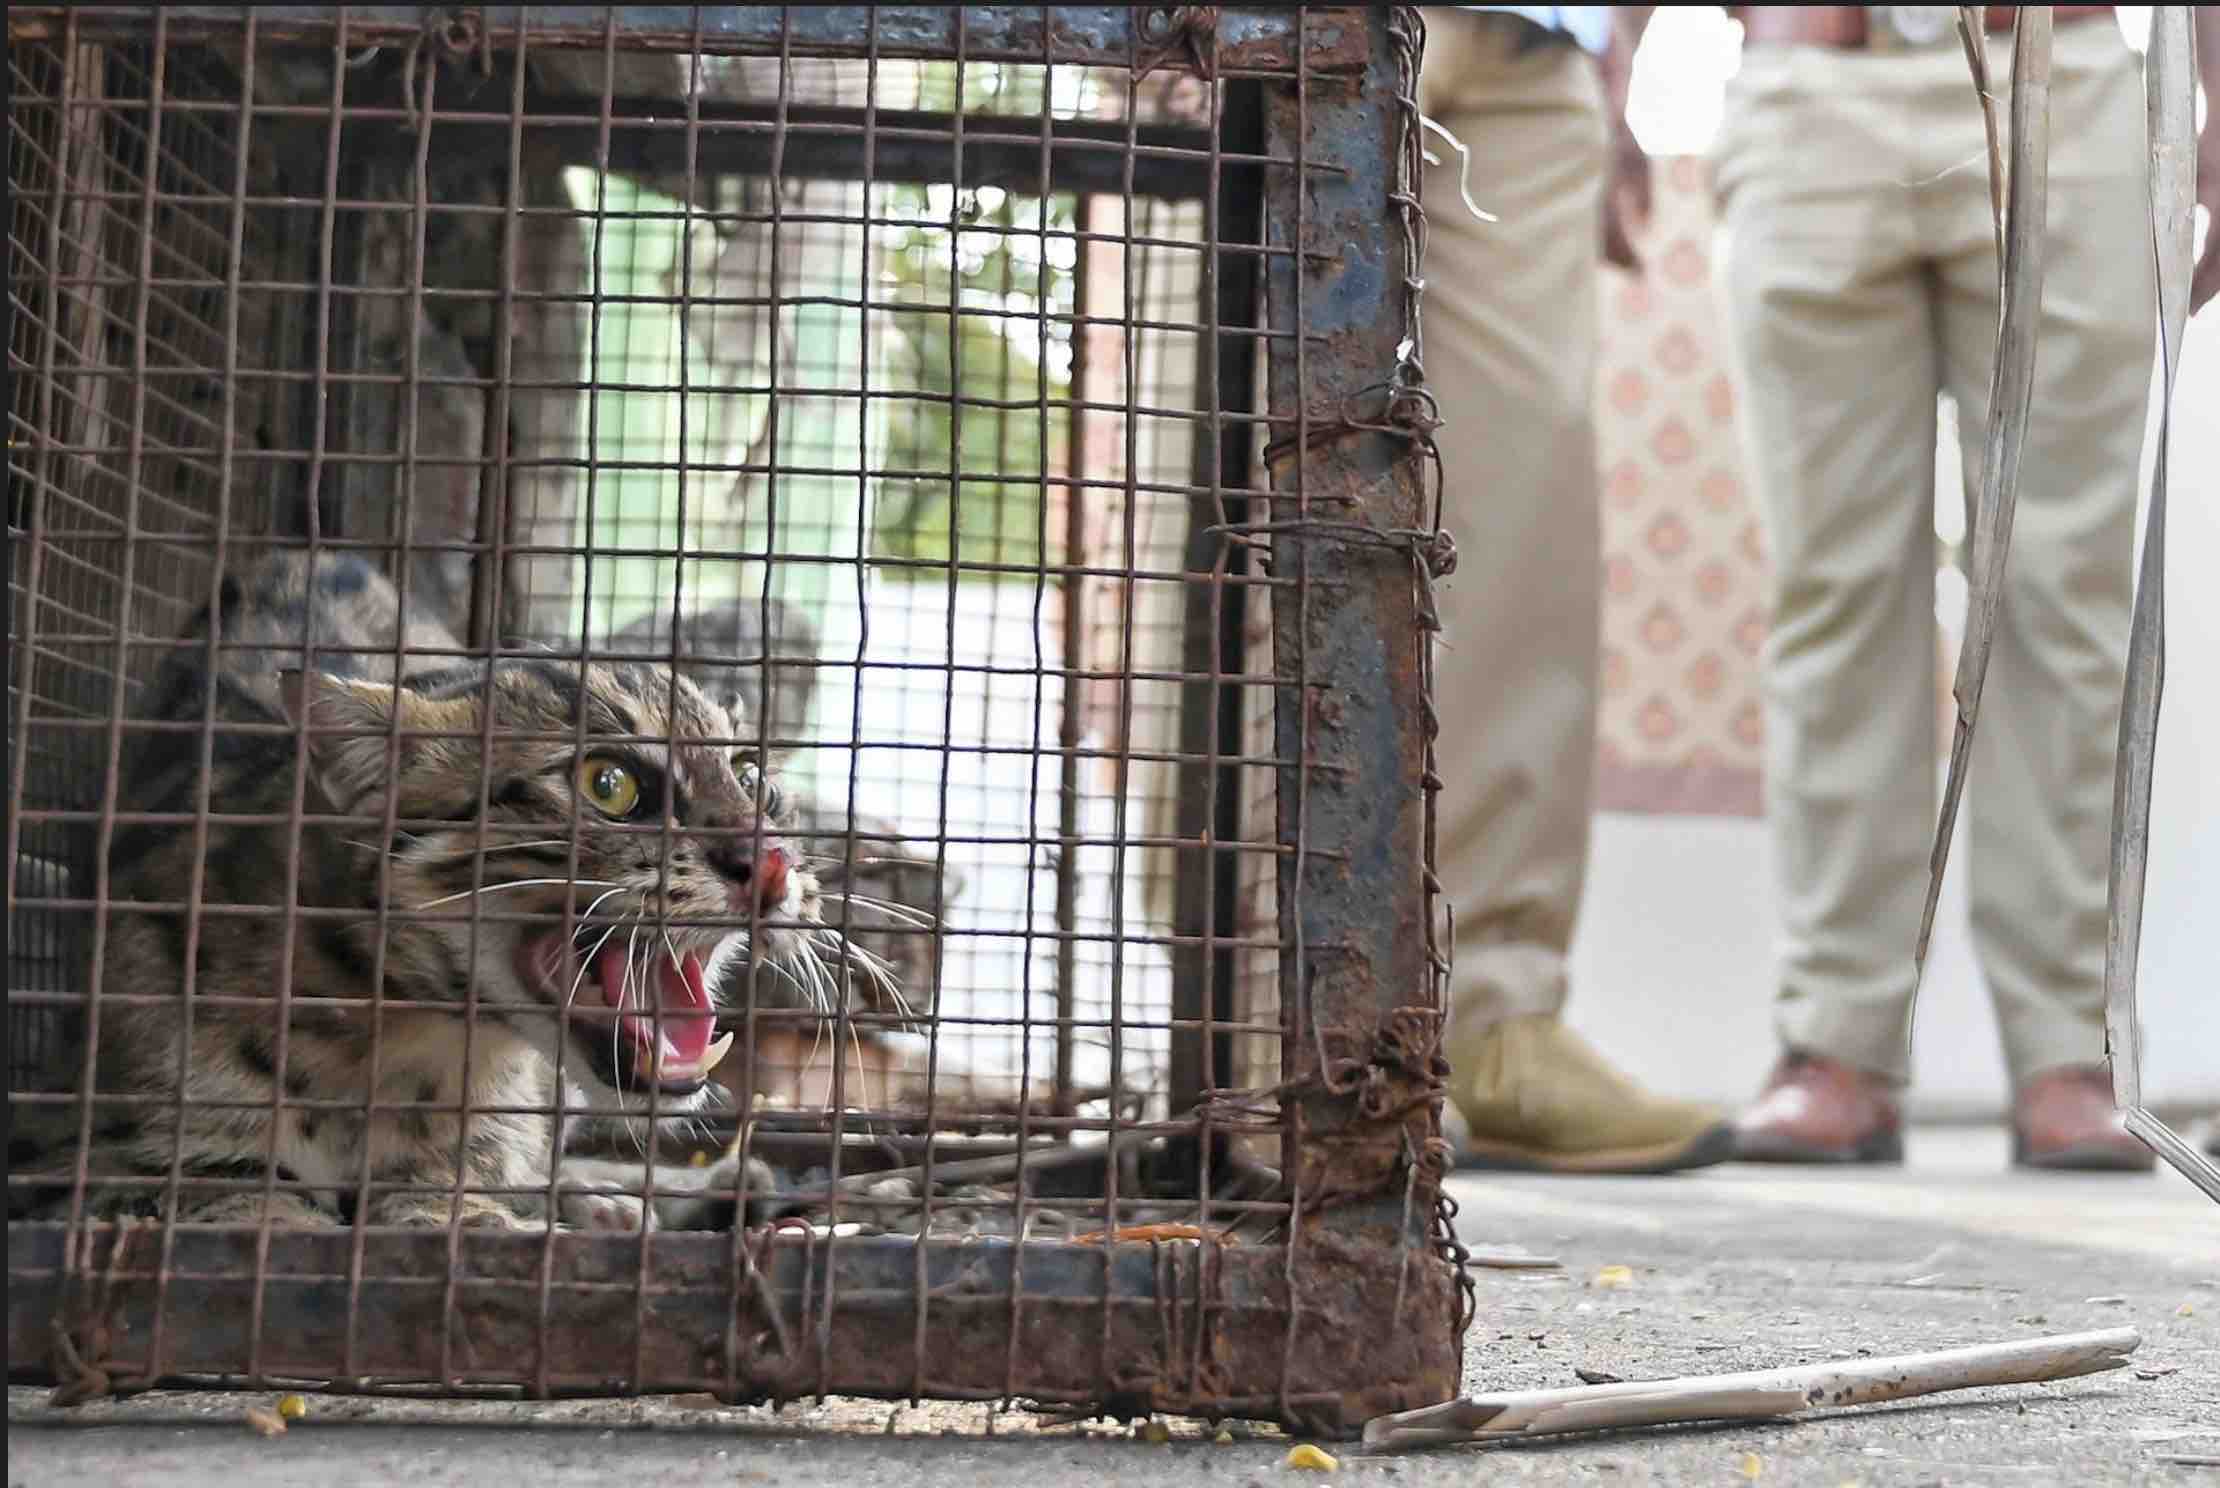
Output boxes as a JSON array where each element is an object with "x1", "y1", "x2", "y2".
[
  {"x1": 1423, "y1": 8, "x2": 1728, "y2": 1174},
  {"x1": 1932, "y1": 22, "x2": 2152, "y2": 1171},
  {"x1": 1711, "y1": 45, "x2": 1943, "y2": 1160}
]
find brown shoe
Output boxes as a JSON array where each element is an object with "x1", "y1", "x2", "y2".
[
  {"x1": 2012, "y1": 1065, "x2": 2154, "y2": 1172},
  {"x1": 1732, "y1": 1053, "x2": 1903, "y2": 1164}
]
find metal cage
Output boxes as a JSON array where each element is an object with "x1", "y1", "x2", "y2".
[{"x1": 7, "y1": 5, "x2": 1463, "y2": 1434}]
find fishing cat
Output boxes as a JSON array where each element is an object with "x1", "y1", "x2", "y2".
[
  {"x1": 603, "y1": 598, "x2": 952, "y2": 1035},
  {"x1": 14, "y1": 550, "x2": 861, "y2": 1231}
]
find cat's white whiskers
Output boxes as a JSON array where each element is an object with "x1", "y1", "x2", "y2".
[
  {"x1": 842, "y1": 938, "x2": 899, "y2": 973},
  {"x1": 844, "y1": 1010, "x2": 877, "y2": 1135},
  {"x1": 794, "y1": 935, "x2": 841, "y2": 1009},
  {"x1": 577, "y1": 883, "x2": 635, "y2": 922},
  {"x1": 506, "y1": 882, "x2": 634, "y2": 1047},
  {"x1": 837, "y1": 937, "x2": 906, "y2": 1001},
  {"x1": 412, "y1": 877, "x2": 621, "y2": 911},
  {"x1": 562, "y1": 922, "x2": 622, "y2": 1011},
  {"x1": 740, "y1": 956, "x2": 815, "y2": 1021},
  {"x1": 818, "y1": 892, "x2": 937, "y2": 929},
  {"x1": 560, "y1": 920, "x2": 624, "y2": 1120},
  {"x1": 800, "y1": 855, "x2": 912, "y2": 875},
  {"x1": 430, "y1": 839, "x2": 586, "y2": 864},
  {"x1": 803, "y1": 998, "x2": 830, "y2": 1107},
  {"x1": 619, "y1": 921, "x2": 647, "y2": 1157},
  {"x1": 856, "y1": 953, "x2": 914, "y2": 1025},
  {"x1": 794, "y1": 939, "x2": 838, "y2": 1018},
  {"x1": 795, "y1": 929, "x2": 911, "y2": 1024},
  {"x1": 870, "y1": 956, "x2": 917, "y2": 1025}
]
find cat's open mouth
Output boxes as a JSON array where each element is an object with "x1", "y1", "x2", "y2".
[{"x1": 516, "y1": 927, "x2": 733, "y2": 1096}]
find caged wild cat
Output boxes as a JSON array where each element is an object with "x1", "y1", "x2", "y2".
[{"x1": 12, "y1": 550, "x2": 905, "y2": 1231}]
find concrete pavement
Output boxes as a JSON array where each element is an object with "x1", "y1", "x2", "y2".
[{"x1": 10, "y1": 1127, "x2": 2215, "y2": 1486}]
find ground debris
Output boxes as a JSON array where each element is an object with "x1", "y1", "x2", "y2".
[
  {"x1": 1464, "y1": 1247, "x2": 1563, "y2": 1270},
  {"x1": 242, "y1": 1406, "x2": 286, "y2": 1438},
  {"x1": 1284, "y1": 1444, "x2": 1338, "y2": 1471}
]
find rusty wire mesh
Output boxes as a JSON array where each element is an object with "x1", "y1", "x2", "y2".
[{"x1": 7, "y1": 5, "x2": 1463, "y2": 1432}]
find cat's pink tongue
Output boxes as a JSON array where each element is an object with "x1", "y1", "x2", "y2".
[
  {"x1": 652, "y1": 951, "x2": 715, "y2": 1063},
  {"x1": 591, "y1": 945, "x2": 725, "y2": 1081}
]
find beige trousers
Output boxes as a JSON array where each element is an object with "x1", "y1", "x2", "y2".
[
  {"x1": 1711, "y1": 20, "x2": 2153, "y2": 1084},
  {"x1": 1418, "y1": 10, "x2": 1608, "y2": 1046}
]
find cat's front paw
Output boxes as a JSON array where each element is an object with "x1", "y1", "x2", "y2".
[
  {"x1": 685, "y1": 1151, "x2": 780, "y2": 1229},
  {"x1": 549, "y1": 1151, "x2": 780, "y2": 1231},
  {"x1": 177, "y1": 1192, "x2": 336, "y2": 1228},
  {"x1": 698, "y1": 1151, "x2": 778, "y2": 1201},
  {"x1": 556, "y1": 1180, "x2": 651, "y2": 1232},
  {"x1": 373, "y1": 1196, "x2": 544, "y2": 1231}
]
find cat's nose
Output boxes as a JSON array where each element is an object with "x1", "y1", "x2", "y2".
[
  {"x1": 755, "y1": 846, "x2": 789, "y2": 913},
  {"x1": 715, "y1": 841, "x2": 789, "y2": 915}
]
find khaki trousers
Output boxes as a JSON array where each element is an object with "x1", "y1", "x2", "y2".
[
  {"x1": 1418, "y1": 10, "x2": 1607, "y2": 1048},
  {"x1": 1711, "y1": 20, "x2": 2152, "y2": 1084}
]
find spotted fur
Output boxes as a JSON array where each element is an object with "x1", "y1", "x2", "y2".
[{"x1": 12, "y1": 551, "x2": 883, "y2": 1231}]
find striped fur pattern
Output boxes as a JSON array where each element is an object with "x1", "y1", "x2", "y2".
[{"x1": 13, "y1": 551, "x2": 888, "y2": 1231}]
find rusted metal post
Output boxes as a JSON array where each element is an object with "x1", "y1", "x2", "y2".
[{"x1": 1258, "y1": 2, "x2": 1461, "y2": 1415}]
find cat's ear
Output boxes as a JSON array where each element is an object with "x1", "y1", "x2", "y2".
[{"x1": 277, "y1": 669, "x2": 473, "y2": 807}]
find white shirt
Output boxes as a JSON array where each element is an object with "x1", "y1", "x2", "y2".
[{"x1": 1456, "y1": 5, "x2": 1611, "y2": 56}]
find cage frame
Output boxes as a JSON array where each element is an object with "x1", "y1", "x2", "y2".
[{"x1": 7, "y1": 4, "x2": 1463, "y2": 1435}]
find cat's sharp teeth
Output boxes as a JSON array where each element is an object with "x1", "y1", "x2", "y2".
[{"x1": 631, "y1": 1032, "x2": 731, "y2": 1086}]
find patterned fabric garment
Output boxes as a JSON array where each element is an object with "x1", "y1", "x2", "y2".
[{"x1": 1592, "y1": 158, "x2": 1771, "y2": 820}]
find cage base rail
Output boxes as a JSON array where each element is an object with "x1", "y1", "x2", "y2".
[{"x1": 9, "y1": 1221, "x2": 1460, "y2": 1438}]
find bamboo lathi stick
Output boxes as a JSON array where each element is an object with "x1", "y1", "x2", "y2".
[{"x1": 1361, "y1": 1328, "x2": 2141, "y2": 1451}]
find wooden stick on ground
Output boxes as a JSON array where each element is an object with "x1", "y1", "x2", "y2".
[
  {"x1": 1462, "y1": 1248, "x2": 1563, "y2": 1271},
  {"x1": 1360, "y1": 1328, "x2": 2140, "y2": 1451}
]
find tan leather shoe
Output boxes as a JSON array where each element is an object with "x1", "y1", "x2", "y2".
[
  {"x1": 2012, "y1": 1065, "x2": 2155, "y2": 1172},
  {"x1": 1732, "y1": 1053, "x2": 1903, "y2": 1164},
  {"x1": 1447, "y1": 1015, "x2": 1734, "y2": 1174}
]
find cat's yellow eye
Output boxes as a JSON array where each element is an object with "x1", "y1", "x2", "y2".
[{"x1": 576, "y1": 755, "x2": 640, "y2": 818}]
